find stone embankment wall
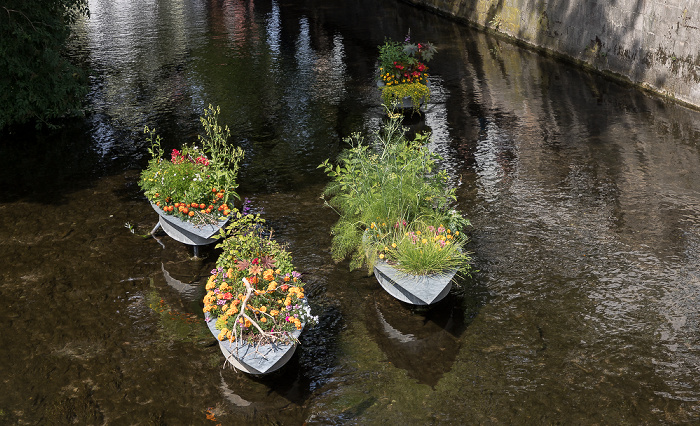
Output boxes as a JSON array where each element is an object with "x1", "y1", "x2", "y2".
[{"x1": 404, "y1": 0, "x2": 700, "y2": 109}]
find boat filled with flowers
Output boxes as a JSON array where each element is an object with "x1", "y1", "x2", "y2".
[
  {"x1": 377, "y1": 32, "x2": 437, "y2": 112},
  {"x1": 320, "y1": 113, "x2": 472, "y2": 305},
  {"x1": 139, "y1": 105, "x2": 243, "y2": 247},
  {"x1": 203, "y1": 210, "x2": 315, "y2": 374}
]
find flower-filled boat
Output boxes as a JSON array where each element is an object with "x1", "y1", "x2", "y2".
[
  {"x1": 203, "y1": 211, "x2": 315, "y2": 374},
  {"x1": 377, "y1": 32, "x2": 437, "y2": 112},
  {"x1": 320, "y1": 114, "x2": 471, "y2": 305},
  {"x1": 139, "y1": 105, "x2": 244, "y2": 249}
]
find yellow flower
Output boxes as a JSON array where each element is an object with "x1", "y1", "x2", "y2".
[
  {"x1": 259, "y1": 306, "x2": 267, "y2": 313},
  {"x1": 422, "y1": 239, "x2": 427, "y2": 244},
  {"x1": 270, "y1": 309, "x2": 279, "y2": 316},
  {"x1": 392, "y1": 243, "x2": 397, "y2": 248},
  {"x1": 379, "y1": 253, "x2": 385, "y2": 259}
]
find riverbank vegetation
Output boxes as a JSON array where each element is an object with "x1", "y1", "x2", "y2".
[{"x1": 1, "y1": 0, "x2": 89, "y2": 130}]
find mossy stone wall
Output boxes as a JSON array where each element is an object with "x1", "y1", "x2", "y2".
[{"x1": 404, "y1": 0, "x2": 700, "y2": 108}]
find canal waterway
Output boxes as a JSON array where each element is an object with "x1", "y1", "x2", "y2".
[{"x1": 1, "y1": 0, "x2": 700, "y2": 423}]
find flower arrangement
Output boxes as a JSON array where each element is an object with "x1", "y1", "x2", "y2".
[
  {"x1": 319, "y1": 114, "x2": 471, "y2": 276},
  {"x1": 139, "y1": 105, "x2": 244, "y2": 225},
  {"x1": 377, "y1": 32, "x2": 437, "y2": 111},
  {"x1": 203, "y1": 209, "x2": 314, "y2": 346}
]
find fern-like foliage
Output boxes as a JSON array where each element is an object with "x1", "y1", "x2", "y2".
[{"x1": 319, "y1": 115, "x2": 463, "y2": 274}]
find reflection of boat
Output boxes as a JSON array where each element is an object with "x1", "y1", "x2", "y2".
[
  {"x1": 219, "y1": 371, "x2": 252, "y2": 407},
  {"x1": 206, "y1": 300, "x2": 310, "y2": 375},
  {"x1": 161, "y1": 263, "x2": 199, "y2": 300},
  {"x1": 150, "y1": 202, "x2": 227, "y2": 246},
  {"x1": 368, "y1": 295, "x2": 464, "y2": 386},
  {"x1": 373, "y1": 260, "x2": 456, "y2": 305}
]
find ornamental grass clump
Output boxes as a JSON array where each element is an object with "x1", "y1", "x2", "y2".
[
  {"x1": 377, "y1": 32, "x2": 437, "y2": 111},
  {"x1": 139, "y1": 105, "x2": 244, "y2": 225},
  {"x1": 319, "y1": 114, "x2": 471, "y2": 276},
  {"x1": 204, "y1": 210, "x2": 314, "y2": 347}
]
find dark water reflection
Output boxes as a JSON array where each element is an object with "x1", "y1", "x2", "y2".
[{"x1": 1, "y1": 0, "x2": 700, "y2": 423}]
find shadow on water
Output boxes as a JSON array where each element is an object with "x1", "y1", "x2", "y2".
[{"x1": 364, "y1": 275, "x2": 488, "y2": 387}]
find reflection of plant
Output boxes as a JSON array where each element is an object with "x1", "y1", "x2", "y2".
[
  {"x1": 204, "y1": 211, "x2": 314, "y2": 346},
  {"x1": 320, "y1": 115, "x2": 472, "y2": 276},
  {"x1": 146, "y1": 287, "x2": 210, "y2": 342},
  {"x1": 139, "y1": 105, "x2": 244, "y2": 224}
]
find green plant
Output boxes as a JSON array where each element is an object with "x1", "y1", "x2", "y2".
[
  {"x1": 372, "y1": 218, "x2": 470, "y2": 275},
  {"x1": 139, "y1": 105, "x2": 244, "y2": 224},
  {"x1": 319, "y1": 115, "x2": 471, "y2": 275},
  {"x1": 0, "y1": 0, "x2": 90, "y2": 129}
]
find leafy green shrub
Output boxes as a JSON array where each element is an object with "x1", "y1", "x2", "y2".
[{"x1": 320, "y1": 115, "x2": 471, "y2": 275}]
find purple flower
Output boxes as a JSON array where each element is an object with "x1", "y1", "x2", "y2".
[
  {"x1": 291, "y1": 271, "x2": 301, "y2": 278},
  {"x1": 242, "y1": 198, "x2": 251, "y2": 215},
  {"x1": 217, "y1": 299, "x2": 226, "y2": 305}
]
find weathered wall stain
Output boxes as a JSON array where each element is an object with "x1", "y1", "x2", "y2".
[{"x1": 402, "y1": 0, "x2": 700, "y2": 108}]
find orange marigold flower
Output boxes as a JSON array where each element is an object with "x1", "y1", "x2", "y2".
[{"x1": 217, "y1": 328, "x2": 229, "y2": 341}]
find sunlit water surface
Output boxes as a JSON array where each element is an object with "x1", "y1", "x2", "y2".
[{"x1": 1, "y1": 0, "x2": 700, "y2": 423}]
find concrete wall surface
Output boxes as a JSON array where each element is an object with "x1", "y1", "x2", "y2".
[{"x1": 404, "y1": 0, "x2": 700, "y2": 109}]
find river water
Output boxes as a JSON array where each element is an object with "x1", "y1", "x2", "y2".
[{"x1": 1, "y1": 0, "x2": 700, "y2": 424}]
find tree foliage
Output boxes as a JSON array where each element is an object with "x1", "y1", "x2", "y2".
[{"x1": 1, "y1": 0, "x2": 89, "y2": 129}]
